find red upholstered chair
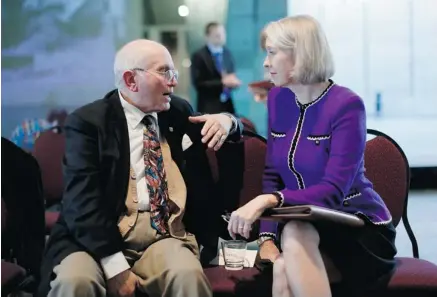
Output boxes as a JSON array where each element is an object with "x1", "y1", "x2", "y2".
[
  {"x1": 239, "y1": 117, "x2": 258, "y2": 133},
  {"x1": 32, "y1": 129, "x2": 65, "y2": 233},
  {"x1": 203, "y1": 131, "x2": 272, "y2": 296},
  {"x1": 359, "y1": 129, "x2": 437, "y2": 297},
  {"x1": 1, "y1": 261, "x2": 27, "y2": 297}
]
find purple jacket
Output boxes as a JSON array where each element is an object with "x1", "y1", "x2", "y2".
[{"x1": 259, "y1": 82, "x2": 392, "y2": 238}]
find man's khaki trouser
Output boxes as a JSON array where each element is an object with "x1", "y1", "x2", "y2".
[{"x1": 47, "y1": 212, "x2": 212, "y2": 297}]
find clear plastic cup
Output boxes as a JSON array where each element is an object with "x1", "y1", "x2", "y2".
[{"x1": 221, "y1": 240, "x2": 247, "y2": 270}]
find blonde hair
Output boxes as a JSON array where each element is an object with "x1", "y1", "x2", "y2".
[{"x1": 260, "y1": 15, "x2": 334, "y2": 85}]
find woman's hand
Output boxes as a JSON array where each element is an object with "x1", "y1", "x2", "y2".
[{"x1": 228, "y1": 194, "x2": 278, "y2": 239}]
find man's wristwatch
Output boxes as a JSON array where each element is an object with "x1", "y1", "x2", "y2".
[{"x1": 221, "y1": 112, "x2": 238, "y2": 134}]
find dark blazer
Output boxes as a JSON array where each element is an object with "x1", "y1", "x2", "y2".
[
  {"x1": 191, "y1": 45, "x2": 236, "y2": 114},
  {"x1": 37, "y1": 90, "x2": 242, "y2": 297}
]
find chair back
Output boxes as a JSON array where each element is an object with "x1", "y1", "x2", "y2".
[
  {"x1": 32, "y1": 130, "x2": 65, "y2": 206},
  {"x1": 1, "y1": 137, "x2": 45, "y2": 281},
  {"x1": 365, "y1": 129, "x2": 409, "y2": 226},
  {"x1": 206, "y1": 131, "x2": 267, "y2": 241},
  {"x1": 239, "y1": 117, "x2": 258, "y2": 133},
  {"x1": 365, "y1": 129, "x2": 419, "y2": 257}
]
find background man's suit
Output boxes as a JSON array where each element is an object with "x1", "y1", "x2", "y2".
[{"x1": 191, "y1": 46, "x2": 236, "y2": 114}]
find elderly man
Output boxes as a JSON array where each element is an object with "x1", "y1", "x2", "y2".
[{"x1": 37, "y1": 39, "x2": 242, "y2": 297}]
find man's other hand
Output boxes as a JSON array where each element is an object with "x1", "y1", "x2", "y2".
[
  {"x1": 249, "y1": 86, "x2": 268, "y2": 103},
  {"x1": 222, "y1": 74, "x2": 241, "y2": 89},
  {"x1": 107, "y1": 270, "x2": 137, "y2": 297},
  {"x1": 189, "y1": 114, "x2": 232, "y2": 151}
]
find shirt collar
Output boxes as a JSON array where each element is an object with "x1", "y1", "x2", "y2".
[
  {"x1": 207, "y1": 43, "x2": 223, "y2": 54},
  {"x1": 118, "y1": 90, "x2": 158, "y2": 130}
]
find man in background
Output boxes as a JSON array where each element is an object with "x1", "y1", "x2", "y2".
[{"x1": 191, "y1": 22, "x2": 241, "y2": 114}]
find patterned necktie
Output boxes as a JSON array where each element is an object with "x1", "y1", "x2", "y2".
[{"x1": 142, "y1": 115, "x2": 170, "y2": 234}]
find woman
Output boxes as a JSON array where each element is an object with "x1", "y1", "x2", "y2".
[{"x1": 227, "y1": 15, "x2": 396, "y2": 297}]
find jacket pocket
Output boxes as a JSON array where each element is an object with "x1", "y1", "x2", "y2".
[
  {"x1": 271, "y1": 130, "x2": 286, "y2": 139},
  {"x1": 307, "y1": 134, "x2": 331, "y2": 153},
  {"x1": 307, "y1": 134, "x2": 331, "y2": 141},
  {"x1": 342, "y1": 189, "x2": 362, "y2": 206}
]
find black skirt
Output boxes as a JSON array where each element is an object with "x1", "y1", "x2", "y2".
[
  {"x1": 268, "y1": 219, "x2": 397, "y2": 295},
  {"x1": 313, "y1": 219, "x2": 397, "y2": 294}
]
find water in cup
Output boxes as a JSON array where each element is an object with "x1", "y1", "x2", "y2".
[{"x1": 221, "y1": 240, "x2": 247, "y2": 270}]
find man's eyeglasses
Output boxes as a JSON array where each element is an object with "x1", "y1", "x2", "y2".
[{"x1": 132, "y1": 68, "x2": 179, "y2": 82}]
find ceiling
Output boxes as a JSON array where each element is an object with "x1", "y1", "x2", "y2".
[{"x1": 143, "y1": 0, "x2": 187, "y2": 25}]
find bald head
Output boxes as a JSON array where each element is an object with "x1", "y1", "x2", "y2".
[
  {"x1": 113, "y1": 39, "x2": 171, "y2": 89},
  {"x1": 113, "y1": 39, "x2": 177, "y2": 113}
]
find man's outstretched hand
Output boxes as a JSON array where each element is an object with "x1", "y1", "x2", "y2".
[{"x1": 189, "y1": 114, "x2": 233, "y2": 151}]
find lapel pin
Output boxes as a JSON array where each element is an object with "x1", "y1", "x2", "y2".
[{"x1": 169, "y1": 127, "x2": 174, "y2": 132}]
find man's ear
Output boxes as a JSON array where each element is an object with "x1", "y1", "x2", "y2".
[{"x1": 123, "y1": 71, "x2": 138, "y2": 92}]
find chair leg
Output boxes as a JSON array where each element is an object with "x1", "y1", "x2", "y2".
[{"x1": 402, "y1": 213, "x2": 420, "y2": 258}]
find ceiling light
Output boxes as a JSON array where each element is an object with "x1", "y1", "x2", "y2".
[{"x1": 178, "y1": 5, "x2": 189, "y2": 17}]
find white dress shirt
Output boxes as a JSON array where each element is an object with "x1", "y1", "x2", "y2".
[
  {"x1": 100, "y1": 91, "x2": 158, "y2": 280},
  {"x1": 207, "y1": 43, "x2": 223, "y2": 55}
]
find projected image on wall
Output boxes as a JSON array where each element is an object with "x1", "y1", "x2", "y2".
[{"x1": 2, "y1": 0, "x2": 119, "y2": 107}]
